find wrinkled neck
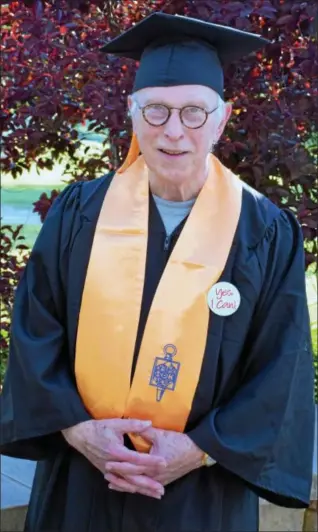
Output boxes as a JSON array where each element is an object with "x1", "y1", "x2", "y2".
[{"x1": 148, "y1": 158, "x2": 210, "y2": 202}]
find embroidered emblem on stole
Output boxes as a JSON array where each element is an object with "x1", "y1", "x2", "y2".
[{"x1": 149, "y1": 344, "x2": 180, "y2": 402}]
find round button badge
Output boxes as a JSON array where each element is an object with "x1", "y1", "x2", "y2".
[{"x1": 207, "y1": 282, "x2": 241, "y2": 317}]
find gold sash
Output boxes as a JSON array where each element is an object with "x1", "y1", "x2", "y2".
[{"x1": 75, "y1": 153, "x2": 242, "y2": 452}]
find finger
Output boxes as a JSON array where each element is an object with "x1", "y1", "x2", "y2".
[
  {"x1": 105, "y1": 472, "x2": 163, "y2": 497},
  {"x1": 105, "y1": 460, "x2": 164, "y2": 477},
  {"x1": 139, "y1": 427, "x2": 157, "y2": 442},
  {"x1": 125, "y1": 474, "x2": 165, "y2": 495},
  {"x1": 105, "y1": 473, "x2": 137, "y2": 493},
  {"x1": 108, "y1": 444, "x2": 167, "y2": 468},
  {"x1": 105, "y1": 461, "x2": 149, "y2": 476},
  {"x1": 109, "y1": 419, "x2": 152, "y2": 434},
  {"x1": 134, "y1": 488, "x2": 163, "y2": 499}
]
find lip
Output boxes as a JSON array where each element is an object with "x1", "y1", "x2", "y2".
[{"x1": 158, "y1": 149, "x2": 188, "y2": 158}]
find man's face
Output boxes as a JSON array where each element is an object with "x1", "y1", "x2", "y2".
[{"x1": 128, "y1": 85, "x2": 231, "y2": 187}]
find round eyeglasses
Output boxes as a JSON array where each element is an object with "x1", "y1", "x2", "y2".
[{"x1": 134, "y1": 102, "x2": 219, "y2": 130}]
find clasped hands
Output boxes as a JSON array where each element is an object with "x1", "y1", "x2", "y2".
[{"x1": 62, "y1": 418, "x2": 204, "y2": 500}]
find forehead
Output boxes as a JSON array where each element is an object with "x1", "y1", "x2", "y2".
[{"x1": 135, "y1": 85, "x2": 218, "y2": 106}]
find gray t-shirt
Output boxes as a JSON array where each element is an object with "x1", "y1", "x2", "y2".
[{"x1": 152, "y1": 194, "x2": 195, "y2": 236}]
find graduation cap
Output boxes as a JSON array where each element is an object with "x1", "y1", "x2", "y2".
[{"x1": 101, "y1": 12, "x2": 270, "y2": 98}]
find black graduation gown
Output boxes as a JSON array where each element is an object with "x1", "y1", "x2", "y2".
[{"x1": 0, "y1": 172, "x2": 315, "y2": 532}]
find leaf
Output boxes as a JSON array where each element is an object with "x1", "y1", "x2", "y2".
[
  {"x1": 60, "y1": 25, "x2": 69, "y2": 35},
  {"x1": 276, "y1": 14, "x2": 295, "y2": 26},
  {"x1": 299, "y1": 59, "x2": 313, "y2": 76},
  {"x1": 303, "y1": 219, "x2": 318, "y2": 230},
  {"x1": 256, "y1": 6, "x2": 277, "y2": 19}
]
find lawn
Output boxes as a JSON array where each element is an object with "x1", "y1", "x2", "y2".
[
  {"x1": 1, "y1": 139, "x2": 103, "y2": 247},
  {"x1": 1, "y1": 185, "x2": 67, "y2": 247}
]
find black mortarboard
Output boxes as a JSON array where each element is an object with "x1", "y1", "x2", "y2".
[{"x1": 101, "y1": 12, "x2": 270, "y2": 97}]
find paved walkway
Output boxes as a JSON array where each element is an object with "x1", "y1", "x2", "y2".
[{"x1": 1, "y1": 456, "x2": 36, "y2": 510}]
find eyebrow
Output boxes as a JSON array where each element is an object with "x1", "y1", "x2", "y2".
[{"x1": 140, "y1": 98, "x2": 215, "y2": 108}]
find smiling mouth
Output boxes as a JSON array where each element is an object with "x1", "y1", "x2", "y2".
[{"x1": 159, "y1": 149, "x2": 188, "y2": 156}]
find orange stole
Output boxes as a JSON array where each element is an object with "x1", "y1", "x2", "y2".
[{"x1": 75, "y1": 154, "x2": 242, "y2": 452}]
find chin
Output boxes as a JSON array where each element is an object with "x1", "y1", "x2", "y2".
[
  {"x1": 144, "y1": 151, "x2": 194, "y2": 182},
  {"x1": 159, "y1": 165, "x2": 190, "y2": 183},
  {"x1": 159, "y1": 158, "x2": 192, "y2": 177}
]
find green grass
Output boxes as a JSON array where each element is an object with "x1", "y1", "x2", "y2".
[
  {"x1": 1, "y1": 185, "x2": 67, "y2": 248},
  {"x1": 1, "y1": 185, "x2": 67, "y2": 211},
  {"x1": 1, "y1": 185, "x2": 62, "y2": 206}
]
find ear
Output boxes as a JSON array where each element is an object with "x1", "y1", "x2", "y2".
[
  {"x1": 127, "y1": 95, "x2": 133, "y2": 116},
  {"x1": 217, "y1": 102, "x2": 232, "y2": 137}
]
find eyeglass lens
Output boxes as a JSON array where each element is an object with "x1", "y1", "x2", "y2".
[{"x1": 143, "y1": 105, "x2": 207, "y2": 128}]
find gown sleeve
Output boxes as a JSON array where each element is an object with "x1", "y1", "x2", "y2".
[
  {"x1": 0, "y1": 183, "x2": 92, "y2": 460},
  {"x1": 188, "y1": 209, "x2": 316, "y2": 508}
]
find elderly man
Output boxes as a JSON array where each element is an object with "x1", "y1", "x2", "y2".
[{"x1": 0, "y1": 12, "x2": 315, "y2": 532}]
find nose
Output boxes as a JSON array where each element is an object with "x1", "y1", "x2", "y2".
[{"x1": 163, "y1": 109, "x2": 184, "y2": 140}]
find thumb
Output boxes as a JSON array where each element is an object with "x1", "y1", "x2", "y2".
[
  {"x1": 115, "y1": 418, "x2": 152, "y2": 434},
  {"x1": 140, "y1": 427, "x2": 157, "y2": 442}
]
